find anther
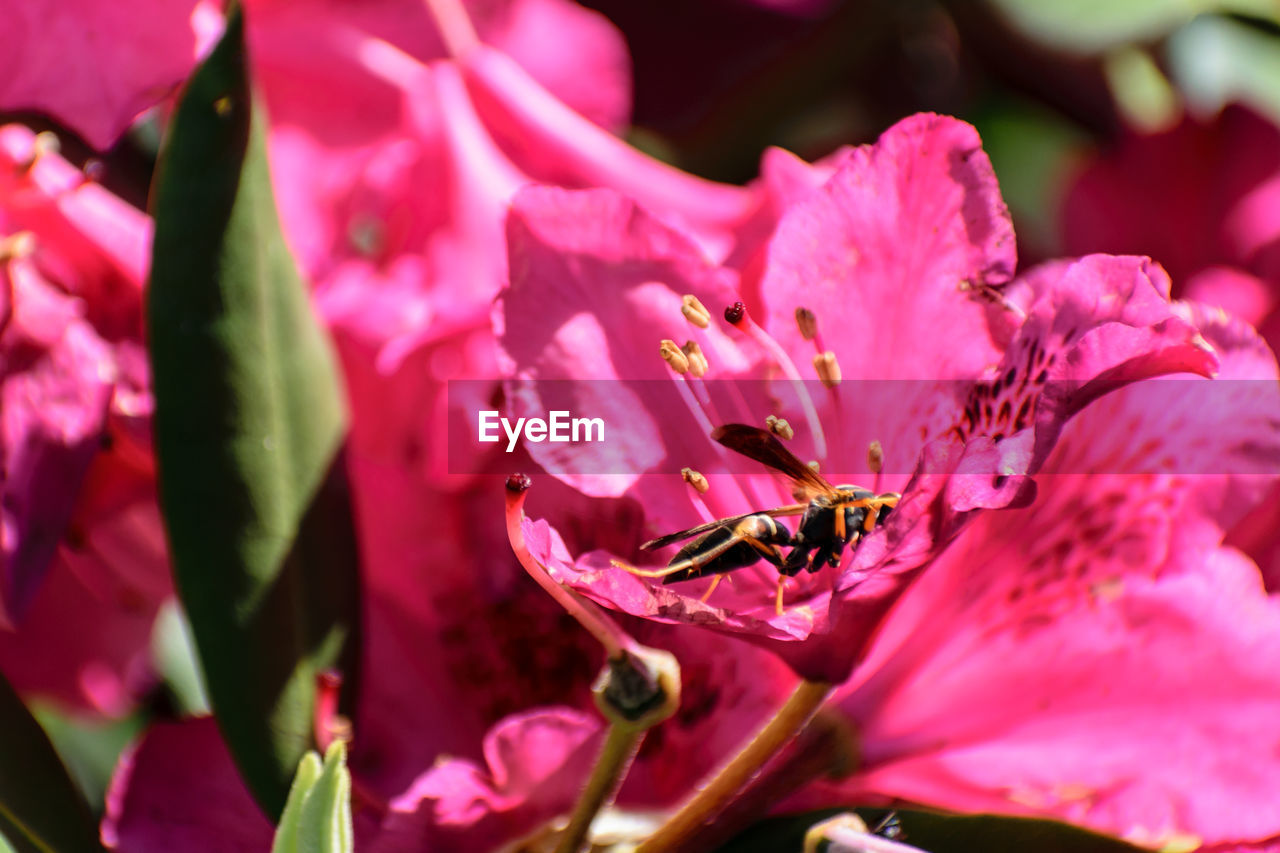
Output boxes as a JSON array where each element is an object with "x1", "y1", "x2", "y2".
[
  {"x1": 867, "y1": 440, "x2": 884, "y2": 475},
  {"x1": 795, "y1": 307, "x2": 818, "y2": 341},
  {"x1": 660, "y1": 339, "x2": 690, "y2": 374},
  {"x1": 681, "y1": 340, "x2": 708, "y2": 377},
  {"x1": 0, "y1": 232, "x2": 35, "y2": 262},
  {"x1": 813, "y1": 351, "x2": 842, "y2": 388},
  {"x1": 28, "y1": 131, "x2": 60, "y2": 168},
  {"x1": 681, "y1": 294, "x2": 711, "y2": 328},
  {"x1": 505, "y1": 472, "x2": 532, "y2": 493},
  {"x1": 765, "y1": 415, "x2": 795, "y2": 440},
  {"x1": 724, "y1": 301, "x2": 746, "y2": 325},
  {"x1": 681, "y1": 467, "x2": 709, "y2": 494}
]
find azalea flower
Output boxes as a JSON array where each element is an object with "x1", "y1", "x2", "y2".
[
  {"x1": 1062, "y1": 103, "x2": 1280, "y2": 589},
  {"x1": 500, "y1": 112, "x2": 1217, "y2": 683},
  {"x1": 790, "y1": 305, "x2": 1280, "y2": 851},
  {"x1": 0, "y1": 124, "x2": 168, "y2": 715}
]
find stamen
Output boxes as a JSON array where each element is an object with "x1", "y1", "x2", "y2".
[
  {"x1": 681, "y1": 467, "x2": 710, "y2": 494},
  {"x1": 682, "y1": 340, "x2": 708, "y2": 378},
  {"x1": 81, "y1": 159, "x2": 105, "y2": 186},
  {"x1": 0, "y1": 232, "x2": 35, "y2": 262},
  {"x1": 794, "y1": 307, "x2": 818, "y2": 341},
  {"x1": 18, "y1": 131, "x2": 59, "y2": 172},
  {"x1": 813, "y1": 351, "x2": 842, "y2": 388},
  {"x1": 868, "y1": 440, "x2": 884, "y2": 492},
  {"x1": 313, "y1": 670, "x2": 352, "y2": 752},
  {"x1": 681, "y1": 294, "x2": 711, "y2": 328},
  {"x1": 724, "y1": 301, "x2": 828, "y2": 460},
  {"x1": 659, "y1": 339, "x2": 690, "y2": 374},
  {"x1": 765, "y1": 415, "x2": 794, "y2": 440},
  {"x1": 420, "y1": 0, "x2": 480, "y2": 56},
  {"x1": 958, "y1": 279, "x2": 1027, "y2": 323}
]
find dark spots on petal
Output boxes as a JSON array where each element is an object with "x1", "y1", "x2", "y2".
[
  {"x1": 1035, "y1": 368, "x2": 1049, "y2": 385},
  {"x1": 1015, "y1": 397, "x2": 1033, "y2": 430},
  {"x1": 997, "y1": 400, "x2": 1012, "y2": 424}
]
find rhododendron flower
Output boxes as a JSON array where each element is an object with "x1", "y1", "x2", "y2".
[
  {"x1": 103, "y1": 707, "x2": 604, "y2": 851},
  {"x1": 0, "y1": 0, "x2": 211, "y2": 149},
  {"x1": 798, "y1": 306, "x2": 1280, "y2": 851},
  {"x1": 499, "y1": 113, "x2": 1218, "y2": 683},
  {"x1": 0, "y1": 124, "x2": 168, "y2": 715},
  {"x1": 1063, "y1": 103, "x2": 1280, "y2": 589}
]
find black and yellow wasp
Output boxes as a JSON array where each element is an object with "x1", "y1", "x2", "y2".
[{"x1": 617, "y1": 424, "x2": 900, "y2": 613}]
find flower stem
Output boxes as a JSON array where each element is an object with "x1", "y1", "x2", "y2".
[
  {"x1": 635, "y1": 679, "x2": 834, "y2": 853},
  {"x1": 555, "y1": 723, "x2": 645, "y2": 853}
]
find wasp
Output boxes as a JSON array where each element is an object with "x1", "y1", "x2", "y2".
[{"x1": 616, "y1": 424, "x2": 900, "y2": 614}]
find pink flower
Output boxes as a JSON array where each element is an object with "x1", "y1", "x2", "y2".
[
  {"x1": 498, "y1": 113, "x2": 1217, "y2": 683},
  {"x1": 102, "y1": 708, "x2": 604, "y2": 852},
  {"x1": 1062, "y1": 104, "x2": 1280, "y2": 590},
  {"x1": 0, "y1": 125, "x2": 168, "y2": 715},
  {"x1": 797, "y1": 305, "x2": 1280, "y2": 851},
  {"x1": 0, "y1": 0, "x2": 209, "y2": 149}
]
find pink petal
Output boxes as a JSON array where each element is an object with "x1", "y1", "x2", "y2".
[
  {"x1": 1184, "y1": 266, "x2": 1276, "y2": 330},
  {"x1": 372, "y1": 708, "x2": 601, "y2": 851},
  {"x1": 759, "y1": 113, "x2": 1017, "y2": 380},
  {"x1": 102, "y1": 718, "x2": 273, "y2": 852},
  {"x1": 0, "y1": 2, "x2": 203, "y2": 149}
]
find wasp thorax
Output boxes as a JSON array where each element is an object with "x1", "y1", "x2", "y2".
[
  {"x1": 765, "y1": 415, "x2": 795, "y2": 440},
  {"x1": 681, "y1": 294, "x2": 711, "y2": 328},
  {"x1": 681, "y1": 340, "x2": 708, "y2": 377},
  {"x1": 659, "y1": 339, "x2": 690, "y2": 374}
]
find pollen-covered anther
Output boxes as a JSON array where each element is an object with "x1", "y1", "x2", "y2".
[
  {"x1": 765, "y1": 415, "x2": 795, "y2": 440},
  {"x1": 867, "y1": 440, "x2": 884, "y2": 475},
  {"x1": 19, "y1": 131, "x2": 60, "y2": 171},
  {"x1": 660, "y1": 339, "x2": 690, "y2": 374},
  {"x1": 813, "y1": 351, "x2": 842, "y2": 387},
  {"x1": 681, "y1": 294, "x2": 711, "y2": 328},
  {"x1": 681, "y1": 340, "x2": 708, "y2": 377},
  {"x1": 0, "y1": 231, "x2": 36, "y2": 262},
  {"x1": 795, "y1": 306, "x2": 818, "y2": 341},
  {"x1": 724, "y1": 300, "x2": 746, "y2": 325},
  {"x1": 680, "y1": 467, "x2": 709, "y2": 494}
]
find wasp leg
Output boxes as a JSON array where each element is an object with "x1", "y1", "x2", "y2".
[
  {"x1": 699, "y1": 575, "x2": 724, "y2": 602},
  {"x1": 610, "y1": 530, "x2": 754, "y2": 579},
  {"x1": 775, "y1": 576, "x2": 787, "y2": 616}
]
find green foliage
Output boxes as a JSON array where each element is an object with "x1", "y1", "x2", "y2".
[
  {"x1": 0, "y1": 673, "x2": 102, "y2": 853},
  {"x1": 147, "y1": 4, "x2": 361, "y2": 818},
  {"x1": 270, "y1": 742, "x2": 353, "y2": 853}
]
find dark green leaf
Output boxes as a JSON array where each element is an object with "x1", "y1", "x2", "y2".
[
  {"x1": 147, "y1": 4, "x2": 361, "y2": 818},
  {"x1": 714, "y1": 807, "x2": 1153, "y2": 853},
  {"x1": 0, "y1": 673, "x2": 102, "y2": 853}
]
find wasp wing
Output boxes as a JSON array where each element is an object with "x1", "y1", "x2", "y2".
[
  {"x1": 711, "y1": 423, "x2": 835, "y2": 497},
  {"x1": 641, "y1": 503, "x2": 808, "y2": 550}
]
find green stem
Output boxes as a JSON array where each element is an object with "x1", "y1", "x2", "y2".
[
  {"x1": 554, "y1": 724, "x2": 645, "y2": 853},
  {"x1": 635, "y1": 679, "x2": 834, "y2": 853}
]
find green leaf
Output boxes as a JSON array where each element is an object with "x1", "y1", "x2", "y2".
[
  {"x1": 271, "y1": 743, "x2": 353, "y2": 853},
  {"x1": 714, "y1": 807, "x2": 1157, "y2": 853},
  {"x1": 147, "y1": 4, "x2": 361, "y2": 819},
  {"x1": 0, "y1": 672, "x2": 102, "y2": 853},
  {"x1": 986, "y1": 0, "x2": 1280, "y2": 54}
]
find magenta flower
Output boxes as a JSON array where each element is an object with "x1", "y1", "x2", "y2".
[
  {"x1": 499, "y1": 113, "x2": 1217, "y2": 683},
  {"x1": 1062, "y1": 103, "x2": 1280, "y2": 591},
  {"x1": 793, "y1": 305, "x2": 1280, "y2": 851},
  {"x1": 102, "y1": 707, "x2": 603, "y2": 852},
  {"x1": 0, "y1": 0, "x2": 211, "y2": 149},
  {"x1": 0, "y1": 124, "x2": 169, "y2": 715}
]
